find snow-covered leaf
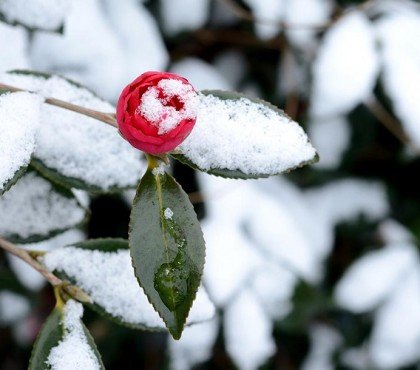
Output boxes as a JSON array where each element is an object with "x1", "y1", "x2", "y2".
[
  {"x1": 0, "y1": 291, "x2": 30, "y2": 325},
  {"x1": 29, "y1": 300, "x2": 104, "y2": 370},
  {"x1": 376, "y1": 12, "x2": 420, "y2": 149},
  {"x1": 168, "y1": 318, "x2": 219, "y2": 370},
  {"x1": 224, "y1": 289, "x2": 276, "y2": 370},
  {"x1": 284, "y1": 0, "x2": 333, "y2": 48},
  {"x1": 160, "y1": 0, "x2": 210, "y2": 34},
  {"x1": 0, "y1": 172, "x2": 87, "y2": 243},
  {"x1": 310, "y1": 12, "x2": 379, "y2": 117},
  {"x1": 203, "y1": 220, "x2": 264, "y2": 306},
  {"x1": 0, "y1": 91, "x2": 41, "y2": 194},
  {"x1": 242, "y1": 0, "x2": 285, "y2": 40},
  {"x1": 309, "y1": 115, "x2": 351, "y2": 170},
  {"x1": 0, "y1": 0, "x2": 69, "y2": 32},
  {"x1": 250, "y1": 262, "x2": 297, "y2": 320},
  {"x1": 1, "y1": 70, "x2": 145, "y2": 193},
  {"x1": 302, "y1": 324, "x2": 342, "y2": 370},
  {"x1": 334, "y1": 243, "x2": 418, "y2": 313},
  {"x1": 29, "y1": 0, "x2": 168, "y2": 101},
  {"x1": 173, "y1": 90, "x2": 318, "y2": 179},
  {"x1": 42, "y1": 239, "x2": 215, "y2": 332},
  {"x1": 370, "y1": 265, "x2": 420, "y2": 369},
  {"x1": 130, "y1": 167, "x2": 206, "y2": 339},
  {"x1": 171, "y1": 58, "x2": 231, "y2": 91},
  {"x1": 304, "y1": 179, "x2": 389, "y2": 228},
  {"x1": 0, "y1": 22, "x2": 29, "y2": 72}
]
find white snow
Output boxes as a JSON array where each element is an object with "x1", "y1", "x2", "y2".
[
  {"x1": 246, "y1": 188, "x2": 322, "y2": 281},
  {"x1": 0, "y1": 0, "x2": 69, "y2": 31},
  {"x1": 224, "y1": 289, "x2": 276, "y2": 370},
  {"x1": 377, "y1": 219, "x2": 414, "y2": 244},
  {"x1": 202, "y1": 220, "x2": 264, "y2": 306},
  {"x1": 334, "y1": 243, "x2": 418, "y2": 313},
  {"x1": 284, "y1": 0, "x2": 333, "y2": 48},
  {"x1": 46, "y1": 300, "x2": 100, "y2": 370},
  {"x1": 301, "y1": 324, "x2": 343, "y2": 370},
  {"x1": 29, "y1": 0, "x2": 168, "y2": 102},
  {"x1": 242, "y1": 0, "x2": 286, "y2": 40},
  {"x1": 160, "y1": 0, "x2": 210, "y2": 34},
  {"x1": 177, "y1": 93, "x2": 317, "y2": 175},
  {"x1": 214, "y1": 51, "x2": 247, "y2": 89},
  {"x1": 0, "y1": 92, "x2": 41, "y2": 192},
  {"x1": 164, "y1": 208, "x2": 174, "y2": 220},
  {"x1": 0, "y1": 22, "x2": 29, "y2": 72},
  {"x1": 0, "y1": 291, "x2": 30, "y2": 325},
  {"x1": 43, "y1": 247, "x2": 215, "y2": 328},
  {"x1": 171, "y1": 58, "x2": 231, "y2": 91},
  {"x1": 1, "y1": 72, "x2": 146, "y2": 191},
  {"x1": 0, "y1": 173, "x2": 86, "y2": 240},
  {"x1": 376, "y1": 12, "x2": 420, "y2": 148},
  {"x1": 309, "y1": 115, "x2": 351, "y2": 169},
  {"x1": 251, "y1": 262, "x2": 297, "y2": 320},
  {"x1": 310, "y1": 12, "x2": 379, "y2": 117},
  {"x1": 139, "y1": 79, "x2": 198, "y2": 134},
  {"x1": 304, "y1": 179, "x2": 389, "y2": 227},
  {"x1": 168, "y1": 318, "x2": 219, "y2": 370},
  {"x1": 370, "y1": 265, "x2": 420, "y2": 369},
  {"x1": 151, "y1": 161, "x2": 168, "y2": 176},
  {"x1": 7, "y1": 230, "x2": 85, "y2": 291}
]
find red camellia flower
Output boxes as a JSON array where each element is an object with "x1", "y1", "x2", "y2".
[{"x1": 116, "y1": 71, "x2": 198, "y2": 155}]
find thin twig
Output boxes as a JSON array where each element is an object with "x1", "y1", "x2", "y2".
[
  {"x1": 0, "y1": 237, "x2": 62, "y2": 286},
  {"x1": 0, "y1": 83, "x2": 118, "y2": 128},
  {"x1": 364, "y1": 96, "x2": 412, "y2": 147}
]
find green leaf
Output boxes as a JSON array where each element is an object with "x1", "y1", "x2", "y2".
[
  {"x1": 171, "y1": 90, "x2": 319, "y2": 179},
  {"x1": 0, "y1": 164, "x2": 27, "y2": 196},
  {"x1": 29, "y1": 308, "x2": 63, "y2": 370},
  {"x1": 29, "y1": 302, "x2": 105, "y2": 370},
  {"x1": 129, "y1": 164, "x2": 205, "y2": 339}
]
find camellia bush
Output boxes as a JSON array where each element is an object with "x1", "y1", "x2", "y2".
[
  {"x1": 0, "y1": 63, "x2": 318, "y2": 368},
  {"x1": 2, "y1": 1, "x2": 420, "y2": 370}
]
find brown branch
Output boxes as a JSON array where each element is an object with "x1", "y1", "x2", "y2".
[
  {"x1": 0, "y1": 237, "x2": 62, "y2": 286},
  {"x1": 0, "y1": 83, "x2": 118, "y2": 128},
  {"x1": 364, "y1": 96, "x2": 413, "y2": 147}
]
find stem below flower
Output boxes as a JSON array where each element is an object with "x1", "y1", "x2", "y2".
[{"x1": 0, "y1": 82, "x2": 118, "y2": 128}]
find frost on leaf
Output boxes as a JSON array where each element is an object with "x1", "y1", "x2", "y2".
[
  {"x1": 46, "y1": 300, "x2": 103, "y2": 370},
  {"x1": 174, "y1": 91, "x2": 317, "y2": 179},
  {"x1": 1, "y1": 71, "x2": 146, "y2": 192},
  {"x1": 310, "y1": 12, "x2": 379, "y2": 117},
  {"x1": 0, "y1": 173, "x2": 87, "y2": 243},
  {"x1": 0, "y1": 0, "x2": 70, "y2": 32},
  {"x1": 0, "y1": 91, "x2": 42, "y2": 194},
  {"x1": 42, "y1": 243, "x2": 215, "y2": 330}
]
